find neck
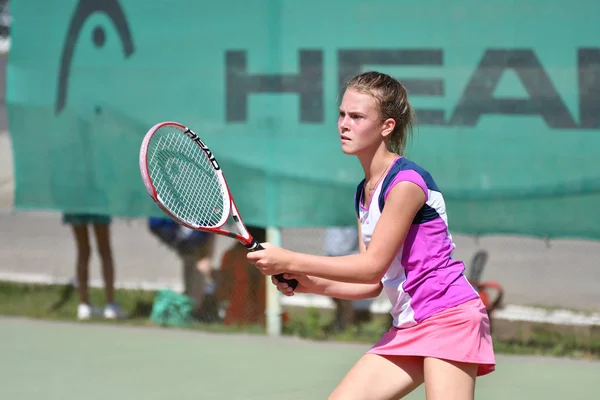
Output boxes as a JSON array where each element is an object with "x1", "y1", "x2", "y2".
[{"x1": 358, "y1": 144, "x2": 399, "y2": 184}]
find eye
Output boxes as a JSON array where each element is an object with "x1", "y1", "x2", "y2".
[{"x1": 338, "y1": 111, "x2": 345, "y2": 118}]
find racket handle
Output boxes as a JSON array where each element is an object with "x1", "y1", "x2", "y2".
[
  {"x1": 273, "y1": 273, "x2": 299, "y2": 290},
  {"x1": 246, "y1": 239, "x2": 299, "y2": 290}
]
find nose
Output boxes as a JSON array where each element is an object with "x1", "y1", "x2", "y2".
[{"x1": 338, "y1": 115, "x2": 349, "y2": 132}]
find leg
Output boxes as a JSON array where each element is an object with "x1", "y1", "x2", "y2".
[
  {"x1": 70, "y1": 225, "x2": 91, "y2": 305},
  {"x1": 423, "y1": 358, "x2": 477, "y2": 400},
  {"x1": 329, "y1": 354, "x2": 424, "y2": 400},
  {"x1": 92, "y1": 223, "x2": 115, "y2": 304},
  {"x1": 186, "y1": 235, "x2": 217, "y2": 319}
]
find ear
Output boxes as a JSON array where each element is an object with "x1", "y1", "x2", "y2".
[{"x1": 381, "y1": 118, "x2": 396, "y2": 138}]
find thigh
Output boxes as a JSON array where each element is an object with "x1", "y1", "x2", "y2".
[
  {"x1": 423, "y1": 357, "x2": 477, "y2": 400},
  {"x1": 329, "y1": 354, "x2": 424, "y2": 400}
]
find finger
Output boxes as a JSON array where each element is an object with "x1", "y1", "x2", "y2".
[
  {"x1": 246, "y1": 252, "x2": 262, "y2": 263},
  {"x1": 272, "y1": 276, "x2": 287, "y2": 286},
  {"x1": 276, "y1": 280, "x2": 290, "y2": 289}
]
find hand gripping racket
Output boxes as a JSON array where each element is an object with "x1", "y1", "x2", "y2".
[{"x1": 139, "y1": 121, "x2": 298, "y2": 290}]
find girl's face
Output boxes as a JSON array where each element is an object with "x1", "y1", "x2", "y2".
[{"x1": 337, "y1": 89, "x2": 393, "y2": 155}]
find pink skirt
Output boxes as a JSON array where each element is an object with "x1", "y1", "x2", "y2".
[{"x1": 367, "y1": 298, "x2": 495, "y2": 376}]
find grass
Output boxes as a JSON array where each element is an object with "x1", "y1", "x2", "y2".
[
  {"x1": 1, "y1": 280, "x2": 599, "y2": 360},
  {"x1": 0, "y1": 281, "x2": 266, "y2": 334},
  {"x1": 0, "y1": 281, "x2": 154, "y2": 322}
]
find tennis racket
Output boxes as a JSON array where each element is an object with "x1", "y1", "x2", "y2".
[{"x1": 139, "y1": 121, "x2": 298, "y2": 290}]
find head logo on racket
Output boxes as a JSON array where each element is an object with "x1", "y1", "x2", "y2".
[{"x1": 183, "y1": 128, "x2": 220, "y2": 171}]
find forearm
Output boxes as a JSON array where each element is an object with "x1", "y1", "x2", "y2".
[
  {"x1": 309, "y1": 276, "x2": 383, "y2": 300},
  {"x1": 291, "y1": 252, "x2": 384, "y2": 284}
]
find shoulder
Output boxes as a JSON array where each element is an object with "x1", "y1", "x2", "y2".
[{"x1": 385, "y1": 158, "x2": 439, "y2": 192}]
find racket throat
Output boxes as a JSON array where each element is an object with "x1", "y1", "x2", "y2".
[{"x1": 245, "y1": 239, "x2": 263, "y2": 252}]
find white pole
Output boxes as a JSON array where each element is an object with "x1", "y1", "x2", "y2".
[{"x1": 265, "y1": 226, "x2": 283, "y2": 336}]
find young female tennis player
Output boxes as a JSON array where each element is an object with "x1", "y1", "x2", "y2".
[{"x1": 247, "y1": 71, "x2": 495, "y2": 400}]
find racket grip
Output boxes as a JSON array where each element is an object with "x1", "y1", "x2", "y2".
[
  {"x1": 273, "y1": 273, "x2": 299, "y2": 290},
  {"x1": 246, "y1": 240, "x2": 299, "y2": 290}
]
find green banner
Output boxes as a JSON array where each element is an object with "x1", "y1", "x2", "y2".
[{"x1": 6, "y1": 0, "x2": 600, "y2": 238}]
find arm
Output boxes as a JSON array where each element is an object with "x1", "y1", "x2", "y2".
[
  {"x1": 274, "y1": 273, "x2": 383, "y2": 300},
  {"x1": 257, "y1": 182, "x2": 425, "y2": 284},
  {"x1": 276, "y1": 220, "x2": 379, "y2": 300},
  {"x1": 291, "y1": 182, "x2": 424, "y2": 283},
  {"x1": 325, "y1": 216, "x2": 372, "y2": 295},
  {"x1": 195, "y1": 234, "x2": 216, "y2": 275},
  {"x1": 318, "y1": 279, "x2": 383, "y2": 300}
]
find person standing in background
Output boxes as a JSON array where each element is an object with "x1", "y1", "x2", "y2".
[
  {"x1": 325, "y1": 226, "x2": 372, "y2": 331},
  {"x1": 148, "y1": 216, "x2": 217, "y2": 320},
  {"x1": 63, "y1": 213, "x2": 124, "y2": 320}
]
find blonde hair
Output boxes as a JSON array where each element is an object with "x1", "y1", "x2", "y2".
[{"x1": 345, "y1": 71, "x2": 415, "y2": 155}]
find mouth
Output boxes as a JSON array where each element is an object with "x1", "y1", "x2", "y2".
[{"x1": 340, "y1": 135, "x2": 351, "y2": 141}]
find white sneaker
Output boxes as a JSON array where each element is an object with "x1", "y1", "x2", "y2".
[
  {"x1": 77, "y1": 303, "x2": 101, "y2": 320},
  {"x1": 103, "y1": 303, "x2": 126, "y2": 320}
]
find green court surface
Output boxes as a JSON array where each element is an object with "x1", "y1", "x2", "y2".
[{"x1": 2, "y1": 317, "x2": 599, "y2": 399}]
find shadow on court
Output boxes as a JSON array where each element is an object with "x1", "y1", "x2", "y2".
[{"x1": 1, "y1": 317, "x2": 599, "y2": 399}]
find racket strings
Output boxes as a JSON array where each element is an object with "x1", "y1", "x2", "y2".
[
  {"x1": 164, "y1": 132, "x2": 224, "y2": 224},
  {"x1": 147, "y1": 128, "x2": 226, "y2": 227},
  {"x1": 153, "y1": 133, "x2": 223, "y2": 226}
]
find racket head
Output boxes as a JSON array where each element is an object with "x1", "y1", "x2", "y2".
[
  {"x1": 140, "y1": 122, "x2": 299, "y2": 290},
  {"x1": 139, "y1": 121, "x2": 232, "y2": 232}
]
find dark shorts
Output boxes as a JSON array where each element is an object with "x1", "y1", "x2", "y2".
[{"x1": 62, "y1": 213, "x2": 112, "y2": 226}]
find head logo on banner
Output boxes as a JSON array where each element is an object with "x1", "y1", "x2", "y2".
[{"x1": 6, "y1": 0, "x2": 600, "y2": 239}]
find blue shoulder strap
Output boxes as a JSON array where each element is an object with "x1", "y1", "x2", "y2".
[
  {"x1": 377, "y1": 161, "x2": 404, "y2": 212},
  {"x1": 354, "y1": 179, "x2": 366, "y2": 217}
]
